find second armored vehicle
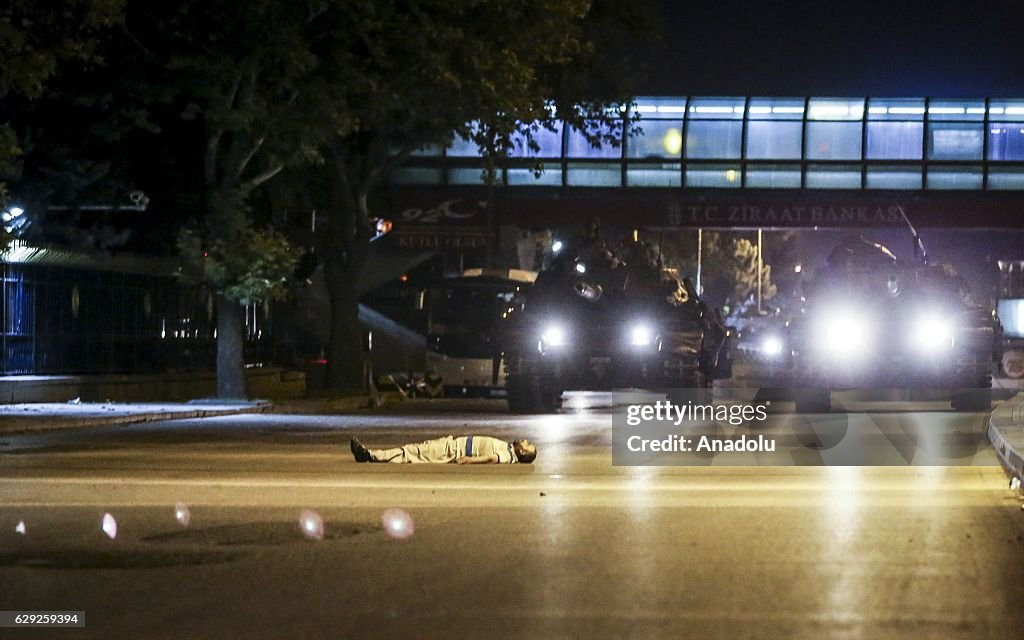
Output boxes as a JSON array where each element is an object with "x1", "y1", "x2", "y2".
[{"x1": 787, "y1": 235, "x2": 1002, "y2": 412}]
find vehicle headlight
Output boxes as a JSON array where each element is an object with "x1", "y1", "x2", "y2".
[
  {"x1": 762, "y1": 335, "x2": 783, "y2": 357},
  {"x1": 911, "y1": 314, "x2": 953, "y2": 351},
  {"x1": 541, "y1": 324, "x2": 569, "y2": 347},
  {"x1": 630, "y1": 323, "x2": 654, "y2": 347},
  {"x1": 815, "y1": 310, "x2": 872, "y2": 356}
]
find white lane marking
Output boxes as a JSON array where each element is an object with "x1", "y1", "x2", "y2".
[{"x1": 0, "y1": 471, "x2": 1006, "y2": 492}]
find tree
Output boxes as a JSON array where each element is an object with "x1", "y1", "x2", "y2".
[
  {"x1": 3, "y1": 0, "x2": 652, "y2": 396},
  {"x1": 0, "y1": 0, "x2": 124, "y2": 238},
  {"x1": 304, "y1": 0, "x2": 653, "y2": 390},
  {"x1": 121, "y1": 0, "x2": 347, "y2": 397},
  {"x1": 659, "y1": 230, "x2": 777, "y2": 311}
]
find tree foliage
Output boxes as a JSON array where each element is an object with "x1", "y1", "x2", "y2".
[
  {"x1": 0, "y1": 0, "x2": 124, "y2": 220},
  {"x1": 660, "y1": 231, "x2": 777, "y2": 309},
  {"x1": 291, "y1": 0, "x2": 653, "y2": 389},
  {"x1": 3, "y1": 0, "x2": 654, "y2": 394}
]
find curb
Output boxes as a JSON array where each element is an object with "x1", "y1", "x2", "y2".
[
  {"x1": 267, "y1": 392, "x2": 406, "y2": 414},
  {"x1": 988, "y1": 391, "x2": 1024, "y2": 481},
  {"x1": 0, "y1": 403, "x2": 272, "y2": 435}
]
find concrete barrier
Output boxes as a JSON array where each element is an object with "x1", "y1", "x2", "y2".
[{"x1": 988, "y1": 391, "x2": 1024, "y2": 481}]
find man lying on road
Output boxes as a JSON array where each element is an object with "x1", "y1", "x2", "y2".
[{"x1": 350, "y1": 435, "x2": 537, "y2": 464}]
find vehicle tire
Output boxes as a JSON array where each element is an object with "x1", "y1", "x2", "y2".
[
  {"x1": 794, "y1": 388, "x2": 831, "y2": 414},
  {"x1": 505, "y1": 355, "x2": 561, "y2": 414},
  {"x1": 950, "y1": 386, "x2": 992, "y2": 412},
  {"x1": 1003, "y1": 349, "x2": 1024, "y2": 379}
]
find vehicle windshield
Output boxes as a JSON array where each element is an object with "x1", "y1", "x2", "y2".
[{"x1": 429, "y1": 286, "x2": 516, "y2": 335}]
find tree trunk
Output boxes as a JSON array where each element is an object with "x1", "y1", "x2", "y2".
[
  {"x1": 321, "y1": 147, "x2": 372, "y2": 392},
  {"x1": 323, "y1": 254, "x2": 367, "y2": 391},
  {"x1": 216, "y1": 294, "x2": 248, "y2": 399}
]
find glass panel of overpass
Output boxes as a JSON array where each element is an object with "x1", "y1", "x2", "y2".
[
  {"x1": 686, "y1": 120, "x2": 743, "y2": 159},
  {"x1": 508, "y1": 123, "x2": 564, "y2": 158},
  {"x1": 806, "y1": 164, "x2": 862, "y2": 189},
  {"x1": 627, "y1": 164, "x2": 681, "y2": 187},
  {"x1": 507, "y1": 164, "x2": 562, "y2": 186},
  {"x1": 628, "y1": 119, "x2": 684, "y2": 159},
  {"x1": 866, "y1": 164, "x2": 922, "y2": 189},
  {"x1": 928, "y1": 122, "x2": 984, "y2": 161},
  {"x1": 988, "y1": 166, "x2": 1024, "y2": 189},
  {"x1": 507, "y1": 122, "x2": 563, "y2": 186},
  {"x1": 926, "y1": 165, "x2": 983, "y2": 189},
  {"x1": 385, "y1": 97, "x2": 1024, "y2": 191},
  {"x1": 686, "y1": 164, "x2": 741, "y2": 188},
  {"x1": 746, "y1": 164, "x2": 802, "y2": 188},
  {"x1": 866, "y1": 121, "x2": 924, "y2": 160},
  {"x1": 988, "y1": 123, "x2": 1024, "y2": 160},
  {"x1": 566, "y1": 121, "x2": 622, "y2": 186},
  {"x1": 627, "y1": 98, "x2": 685, "y2": 187},
  {"x1": 745, "y1": 98, "x2": 804, "y2": 160}
]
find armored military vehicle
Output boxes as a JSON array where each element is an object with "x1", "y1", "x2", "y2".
[
  {"x1": 498, "y1": 238, "x2": 730, "y2": 414},
  {"x1": 788, "y1": 231, "x2": 1002, "y2": 412}
]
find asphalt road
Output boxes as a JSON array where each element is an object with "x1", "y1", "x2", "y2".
[{"x1": 1, "y1": 394, "x2": 1023, "y2": 639}]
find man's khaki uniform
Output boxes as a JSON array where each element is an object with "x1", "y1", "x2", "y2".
[{"x1": 368, "y1": 435, "x2": 517, "y2": 463}]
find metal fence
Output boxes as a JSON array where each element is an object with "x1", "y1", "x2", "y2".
[{"x1": 0, "y1": 263, "x2": 272, "y2": 375}]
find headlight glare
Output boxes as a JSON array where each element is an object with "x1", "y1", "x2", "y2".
[
  {"x1": 815, "y1": 310, "x2": 872, "y2": 356},
  {"x1": 762, "y1": 335, "x2": 783, "y2": 357},
  {"x1": 541, "y1": 325, "x2": 568, "y2": 347},
  {"x1": 912, "y1": 314, "x2": 953, "y2": 351},
  {"x1": 630, "y1": 324, "x2": 654, "y2": 347}
]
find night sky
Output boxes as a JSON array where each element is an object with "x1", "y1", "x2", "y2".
[{"x1": 639, "y1": 0, "x2": 1024, "y2": 97}]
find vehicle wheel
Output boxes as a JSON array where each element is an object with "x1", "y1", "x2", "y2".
[
  {"x1": 505, "y1": 355, "x2": 561, "y2": 414},
  {"x1": 1003, "y1": 349, "x2": 1024, "y2": 379},
  {"x1": 951, "y1": 387, "x2": 992, "y2": 412},
  {"x1": 794, "y1": 389, "x2": 831, "y2": 414}
]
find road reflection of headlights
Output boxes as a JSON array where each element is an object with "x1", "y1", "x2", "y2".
[
  {"x1": 630, "y1": 324, "x2": 654, "y2": 347},
  {"x1": 541, "y1": 325, "x2": 569, "y2": 347},
  {"x1": 762, "y1": 335, "x2": 783, "y2": 357},
  {"x1": 816, "y1": 311, "x2": 871, "y2": 356},
  {"x1": 912, "y1": 314, "x2": 953, "y2": 351}
]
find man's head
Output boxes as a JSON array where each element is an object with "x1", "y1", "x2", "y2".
[{"x1": 513, "y1": 439, "x2": 537, "y2": 464}]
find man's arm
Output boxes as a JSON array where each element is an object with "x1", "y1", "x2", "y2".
[{"x1": 454, "y1": 454, "x2": 499, "y2": 465}]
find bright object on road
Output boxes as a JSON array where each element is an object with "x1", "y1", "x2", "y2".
[
  {"x1": 299, "y1": 509, "x2": 324, "y2": 541},
  {"x1": 381, "y1": 508, "x2": 415, "y2": 540},
  {"x1": 175, "y1": 502, "x2": 191, "y2": 528},
  {"x1": 15, "y1": 520, "x2": 26, "y2": 535},
  {"x1": 101, "y1": 513, "x2": 117, "y2": 540}
]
